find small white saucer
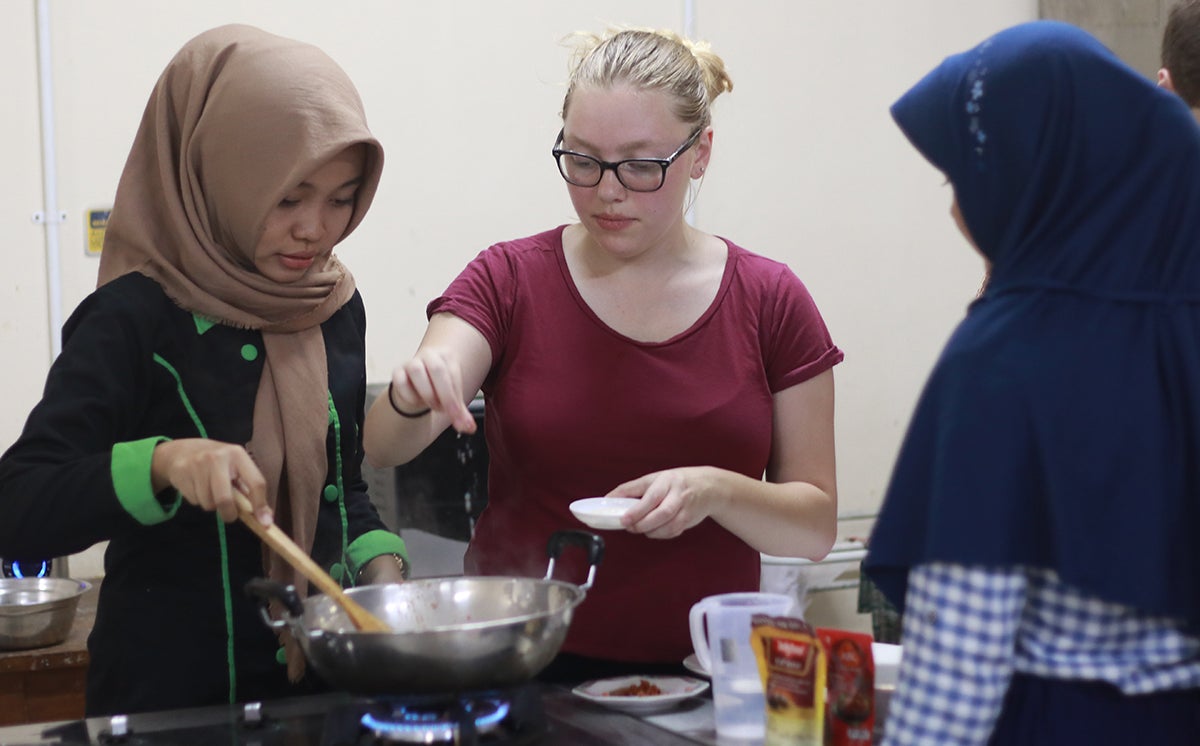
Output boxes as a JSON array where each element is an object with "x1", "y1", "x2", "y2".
[
  {"x1": 682, "y1": 653, "x2": 709, "y2": 678},
  {"x1": 568, "y1": 497, "x2": 639, "y2": 530}
]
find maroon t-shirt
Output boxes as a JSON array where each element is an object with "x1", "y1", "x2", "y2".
[{"x1": 428, "y1": 225, "x2": 843, "y2": 662}]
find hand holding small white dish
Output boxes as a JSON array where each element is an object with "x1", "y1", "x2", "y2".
[{"x1": 569, "y1": 497, "x2": 640, "y2": 530}]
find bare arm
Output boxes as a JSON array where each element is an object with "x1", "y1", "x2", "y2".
[
  {"x1": 610, "y1": 368, "x2": 838, "y2": 559},
  {"x1": 355, "y1": 552, "x2": 409, "y2": 585},
  {"x1": 363, "y1": 313, "x2": 493, "y2": 468}
]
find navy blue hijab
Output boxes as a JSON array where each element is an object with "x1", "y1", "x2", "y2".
[{"x1": 864, "y1": 21, "x2": 1200, "y2": 628}]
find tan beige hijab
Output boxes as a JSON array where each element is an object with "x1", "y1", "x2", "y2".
[{"x1": 99, "y1": 24, "x2": 384, "y2": 678}]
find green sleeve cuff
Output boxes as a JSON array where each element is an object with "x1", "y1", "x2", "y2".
[
  {"x1": 346, "y1": 530, "x2": 409, "y2": 578},
  {"x1": 111, "y1": 437, "x2": 181, "y2": 525}
]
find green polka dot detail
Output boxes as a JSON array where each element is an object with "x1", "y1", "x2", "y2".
[
  {"x1": 330, "y1": 563, "x2": 345, "y2": 582},
  {"x1": 275, "y1": 647, "x2": 287, "y2": 665},
  {"x1": 323, "y1": 484, "x2": 340, "y2": 502},
  {"x1": 240, "y1": 344, "x2": 259, "y2": 362}
]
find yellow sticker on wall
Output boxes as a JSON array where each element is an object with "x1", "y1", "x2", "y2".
[{"x1": 86, "y1": 209, "x2": 110, "y2": 256}]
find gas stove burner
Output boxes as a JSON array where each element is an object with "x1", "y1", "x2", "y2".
[
  {"x1": 361, "y1": 697, "x2": 511, "y2": 743},
  {"x1": 317, "y1": 685, "x2": 547, "y2": 745}
]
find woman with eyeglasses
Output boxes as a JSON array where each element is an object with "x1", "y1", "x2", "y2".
[{"x1": 364, "y1": 27, "x2": 842, "y2": 682}]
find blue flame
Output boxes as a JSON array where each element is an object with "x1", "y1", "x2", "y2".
[{"x1": 12, "y1": 560, "x2": 51, "y2": 579}]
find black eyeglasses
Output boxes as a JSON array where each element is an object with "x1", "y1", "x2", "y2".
[{"x1": 551, "y1": 127, "x2": 703, "y2": 192}]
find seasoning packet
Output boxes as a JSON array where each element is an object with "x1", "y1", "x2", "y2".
[
  {"x1": 817, "y1": 627, "x2": 875, "y2": 746},
  {"x1": 750, "y1": 614, "x2": 827, "y2": 746}
]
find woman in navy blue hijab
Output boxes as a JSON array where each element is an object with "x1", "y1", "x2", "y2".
[{"x1": 865, "y1": 21, "x2": 1200, "y2": 744}]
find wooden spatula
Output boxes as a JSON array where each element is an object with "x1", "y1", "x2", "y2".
[{"x1": 234, "y1": 493, "x2": 393, "y2": 633}]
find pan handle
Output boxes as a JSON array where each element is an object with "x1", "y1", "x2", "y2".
[
  {"x1": 544, "y1": 530, "x2": 605, "y2": 590},
  {"x1": 244, "y1": 578, "x2": 305, "y2": 631}
]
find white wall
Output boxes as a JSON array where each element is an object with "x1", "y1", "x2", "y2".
[{"x1": 2, "y1": 1, "x2": 1038, "y2": 579}]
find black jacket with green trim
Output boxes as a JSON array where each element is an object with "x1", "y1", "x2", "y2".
[{"x1": 0, "y1": 271, "x2": 406, "y2": 716}]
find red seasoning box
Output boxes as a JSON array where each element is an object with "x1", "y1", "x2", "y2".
[{"x1": 817, "y1": 627, "x2": 875, "y2": 746}]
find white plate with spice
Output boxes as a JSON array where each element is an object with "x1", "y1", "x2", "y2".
[{"x1": 571, "y1": 675, "x2": 709, "y2": 714}]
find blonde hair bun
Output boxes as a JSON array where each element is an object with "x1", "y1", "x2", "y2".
[{"x1": 563, "y1": 26, "x2": 733, "y2": 127}]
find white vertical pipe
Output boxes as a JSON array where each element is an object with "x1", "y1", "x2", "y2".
[
  {"x1": 35, "y1": 0, "x2": 64, "y2": 361},
  {"x1": 683, "y1": 0, "x2": 699, "y2": 226}
]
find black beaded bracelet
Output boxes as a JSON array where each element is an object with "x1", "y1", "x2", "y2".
[{"x1": 387, "y1": 382, "x2": 431, "y2": 419}]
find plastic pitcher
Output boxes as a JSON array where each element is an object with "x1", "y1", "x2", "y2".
[{"x1": 689, "y1": 592, "x2": 795, "y2": 740}]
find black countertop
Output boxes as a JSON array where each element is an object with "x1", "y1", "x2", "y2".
[{"x1": 0, "y1": 684, "x2": 724, "y2": 745}]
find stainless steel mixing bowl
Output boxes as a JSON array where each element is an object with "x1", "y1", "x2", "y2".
[{"x1": 0, "y1": 577, "x2": 91, "y2": 650}]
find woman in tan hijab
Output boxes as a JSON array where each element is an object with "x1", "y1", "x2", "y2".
[{"x1": 0, "y1": 24, "x2": 406, "y2": 716}]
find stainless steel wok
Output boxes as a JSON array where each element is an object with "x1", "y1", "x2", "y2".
[{"x1": 246, "y1": 530, "x2": 603, "y2": 693}]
